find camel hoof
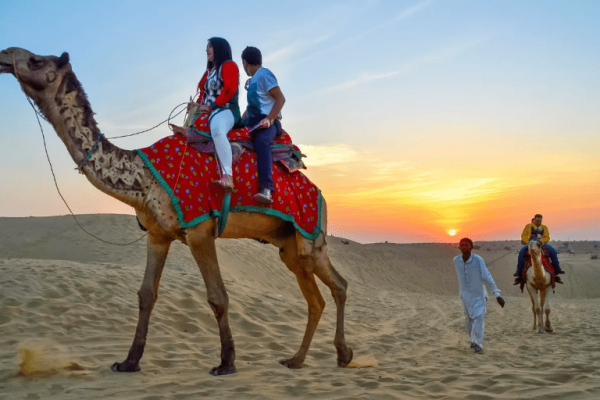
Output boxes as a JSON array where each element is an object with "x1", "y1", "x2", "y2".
[
  {"x1": 279, "y1": 358, "x2": 304, "y2": 369},
  {"x1": 537, "y1": 331, "x2": 544, "y2": 335},
  {"x1": 111, "y1": 361, "x2": 140, "y2": 373},
  {"x1": 209, "y1": 364, "x2": 236, "y2": 376},
  {"x1": 337, "y1": 347, "x2": 354, "y2": 368},
  {"x1": 545, "y1": 329, "x2": 554, "y2": 333}
]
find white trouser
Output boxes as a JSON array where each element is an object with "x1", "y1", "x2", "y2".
[
  {"x1": 209, "y1": 109, "x2": 234, "y2": 176},
  {"x1": 464, "y1": 309, "x2": 485, "y2": 348}
]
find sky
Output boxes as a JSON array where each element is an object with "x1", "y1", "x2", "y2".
[{"x1": 1, "y1": 0, "x2": 599, "y2": 243}]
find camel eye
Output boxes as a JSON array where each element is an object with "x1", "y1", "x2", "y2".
[{"x1": 28, "y1": 57, "x2": 45, "y2": 70}]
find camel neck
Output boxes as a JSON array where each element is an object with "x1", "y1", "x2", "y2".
[{"x1": 39, "y1": 71, "x2": 147, "y2": 208}]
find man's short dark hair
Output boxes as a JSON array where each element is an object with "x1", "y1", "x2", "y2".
[
  {"x1": 459, "y1": 238, "x2": 473, "y2": 247},
  {"x1": 242, "y1": 46, "x2": 262, "y2": 66},
  {"x1": 534, "y1": 214, "x2": 543, "y2": 218}
]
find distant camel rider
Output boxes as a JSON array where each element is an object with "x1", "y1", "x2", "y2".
[
  {"x1": 240, "y1": 46, "x2": 286, "y2": 204},
  {"x1": 513, "y1": 214, "x2": 563, "y2": 285}
]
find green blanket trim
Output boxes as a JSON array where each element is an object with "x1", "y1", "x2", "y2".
[{"x1": 136, "y1": 150, "x2": 322, "y2": 240}]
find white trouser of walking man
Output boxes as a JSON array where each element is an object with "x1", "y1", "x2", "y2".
[{"x1": 454, "y1": 238, "x2": 504, "y2": 354}]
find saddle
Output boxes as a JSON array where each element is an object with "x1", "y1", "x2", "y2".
[{"x1": 178, "y1": 108, "x2": 306, "y2": 173}]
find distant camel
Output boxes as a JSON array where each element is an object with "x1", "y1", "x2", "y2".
[
  {"x1": 525, "y1": 241, "x2": 554, "y2": 334},
  {"x1": 0, "y1": 47, "x2": 353, "y2": 375}
]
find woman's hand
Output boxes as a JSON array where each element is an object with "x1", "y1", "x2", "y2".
[{"x1": 199, "y1": 105, "x2": 213, "y2": 113}]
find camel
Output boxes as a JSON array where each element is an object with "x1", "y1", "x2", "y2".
[
  {"x1": 525, "y1": 241, "x2": 554, "y2": 334},
  {"x1": 0, "y1": 47, "x2": 353, "y2": 375}
]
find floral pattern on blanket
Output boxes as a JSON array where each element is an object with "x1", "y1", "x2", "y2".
[{"x1": 137, "y1": 134, "x2": 321, "y2": 239}]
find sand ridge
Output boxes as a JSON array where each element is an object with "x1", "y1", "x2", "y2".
[{"x1": 1, "y1": 215, "x2": 600, "y2": 399}]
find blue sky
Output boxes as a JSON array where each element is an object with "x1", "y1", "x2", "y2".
[{"x1": 1, "y1": 1, "x2": 599, "y2": 242}]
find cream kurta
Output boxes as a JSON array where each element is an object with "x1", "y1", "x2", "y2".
[{"x1": 454, "y1": 253, "x2": 500, "y2": 318}]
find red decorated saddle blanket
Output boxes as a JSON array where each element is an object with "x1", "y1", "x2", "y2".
[
  {"x1": 524, "y1": 253, "x2": 555, "y2": 277},
  {"x1": 136, "y1": 134, "x2": 322, "y2": 239}
]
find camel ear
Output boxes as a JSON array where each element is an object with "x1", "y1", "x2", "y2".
[{"x1": 57, "y1": 52, "x2": 70, "y2": 68}]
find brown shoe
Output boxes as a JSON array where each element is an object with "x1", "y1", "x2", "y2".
[
  {"x1": 215, "y1": 174, "x2": 234, "y2": 192},
  {"x1": 555, "y1": 276, "x2": 563, "y2": 284},
  {"x1": 513, "y1": 276, "x2": 525, "y2": 285}
]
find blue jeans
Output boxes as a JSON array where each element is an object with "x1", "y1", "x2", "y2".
[
  {"x1": 516, "y1": 243, "x2": 561, "y2": 274},
  {"x1": 248, "y1": 115, "x2": 281, "y2": 192}
]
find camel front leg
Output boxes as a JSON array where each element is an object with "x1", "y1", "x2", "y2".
[
  {"x1": 529, "y1": 293, "x2": 537, "y2": 331},
  {"x1": 528, "y1": 284, "x2": 544, "y2": 334},
  {"x1": 313, "y1": 246, "x2": 353, "y2": 367},
  {"x1": 188, "y1": 230, "x2": 236, "y2": 376},
  {"x1": 542, "y1": 289, "x2": 553, "y2": 333},
  {"x1": 112, "y1": 234, "x2": 172, "y2": 372}
]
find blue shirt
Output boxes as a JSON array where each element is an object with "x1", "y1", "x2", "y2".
[
  {"x1": 246, "y1": 67, "x2": 280, "y2": 121},
  {"x1": 454, "y1": 253, "x2": 501, "y2": 318}
]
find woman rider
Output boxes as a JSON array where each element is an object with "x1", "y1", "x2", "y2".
[{"x1": 195, "y1": 37, "x2": 241, "y2": 191}]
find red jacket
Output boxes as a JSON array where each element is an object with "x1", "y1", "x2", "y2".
[{"x1": 196, "y1": 61, "x2": 239, "y2": 108}]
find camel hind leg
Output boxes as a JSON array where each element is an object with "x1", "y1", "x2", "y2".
[
  {"x1": 112, "y1": 234, "x2": 172, "y2": 372},
  {"x1": 279, "y1": 236, "x2": 326, "y2": 369},
  {"x1": 311, "y1": 239, "x2": 353, "y2": 367}
]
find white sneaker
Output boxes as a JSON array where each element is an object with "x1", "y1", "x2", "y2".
[{"x1": 254, "y1": 189, "x2": 273, "y2": 204}]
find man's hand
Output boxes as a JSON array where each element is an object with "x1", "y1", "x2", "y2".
[
  {"x1": 497, "y1": 296, "x2": 505, "y2": 308},
  {"x1": 258, "y1": 117, "x2": 271, "y2": 129}
]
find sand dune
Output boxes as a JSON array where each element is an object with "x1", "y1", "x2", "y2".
[{"x1": 1, "y1": 215, "x2": 600, "y2": 399}]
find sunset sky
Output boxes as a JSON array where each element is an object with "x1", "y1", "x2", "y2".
[{"x1": 1, "y1": 0, "x2": 598, "y2": 243}]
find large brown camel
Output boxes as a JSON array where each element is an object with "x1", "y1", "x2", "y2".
[
  {"x1": 0, "y1": 47, "x2": 353, "y2": 375},
  {"x1": 525, "y1": 241, "x2": 554, "y2": 334}
]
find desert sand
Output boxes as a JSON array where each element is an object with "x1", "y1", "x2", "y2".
[{"x1": 1, "y1": 214, "x2": 600, "y2": 399}]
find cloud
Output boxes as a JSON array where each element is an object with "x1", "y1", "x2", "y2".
[
  {"x1": 312, "y1": 33, "x2": 489, "y2": 96},
  {"x1": 297, "y1": 0, "x2": 433, "y2": 64},
  {"x1": 420, "y1": 36, "x2": 490, "y2": 63},
  {"x1": 319, "y1": 68, "x2": 411, "y2": 94},
  {"x1": 396, "y1": 0, "x2": 434, "y2": 20},
  {"x1": 298, "y1": 143, "x2": 359, "y2": 167}
]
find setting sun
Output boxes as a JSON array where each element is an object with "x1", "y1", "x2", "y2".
[{"x1": 448, "y1": 230, "x2": 457, "y2": 236}]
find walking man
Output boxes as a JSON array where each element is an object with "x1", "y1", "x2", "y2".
[{"x1": 454, "y1": 238, "x2": 505, "y2": 354}]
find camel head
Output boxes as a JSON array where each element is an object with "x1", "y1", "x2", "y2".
[
  {"x1": 0, "y1": 47, "x2": 71, "y2": 106},
  {"x1": 528, "y1": 240, "x2": 542, "y2": 258}
]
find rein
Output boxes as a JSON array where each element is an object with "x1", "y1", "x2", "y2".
[{"x1": 12, "y1": 53, "x2": 197, "y2": 246}]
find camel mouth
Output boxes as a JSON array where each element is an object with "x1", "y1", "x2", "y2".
[
  {"x1": 0, "y1": 65, "x2": 14, "y2": 75},
  {"x1": 0, "y1": 49, "x2": 16, "y2": 75}
]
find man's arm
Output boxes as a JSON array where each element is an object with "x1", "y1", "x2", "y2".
[
  {"x1": 542, "y1": 225, "x2": 550, "y2": 243},
  {"x1": 521, "y1": 224, "x2": 531, "y2": 245},
  {"x1": 258, "y1": 86, "x2": 286, "y2": 128},
  {"x1": 266, "y1": 86, "x2": 285, "y2": 122},
  {"x1": 479, "y1": 257, "x2": 504, "y2": 305},
  {"x1": 480, "y1": 259, "x2": 505, "y2": 307}
]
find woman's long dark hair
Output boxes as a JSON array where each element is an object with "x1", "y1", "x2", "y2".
[{"x1": 207, "y1": 37, "x2": 233, "y2": 71}]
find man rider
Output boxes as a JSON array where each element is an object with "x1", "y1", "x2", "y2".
[{"x1": 513, "y1": 214, "x2": 564, "y2": 285}]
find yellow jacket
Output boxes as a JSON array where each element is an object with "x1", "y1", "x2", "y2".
[{"x1": 521, "y1": 223, "x2": 550, "y2": 244}]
